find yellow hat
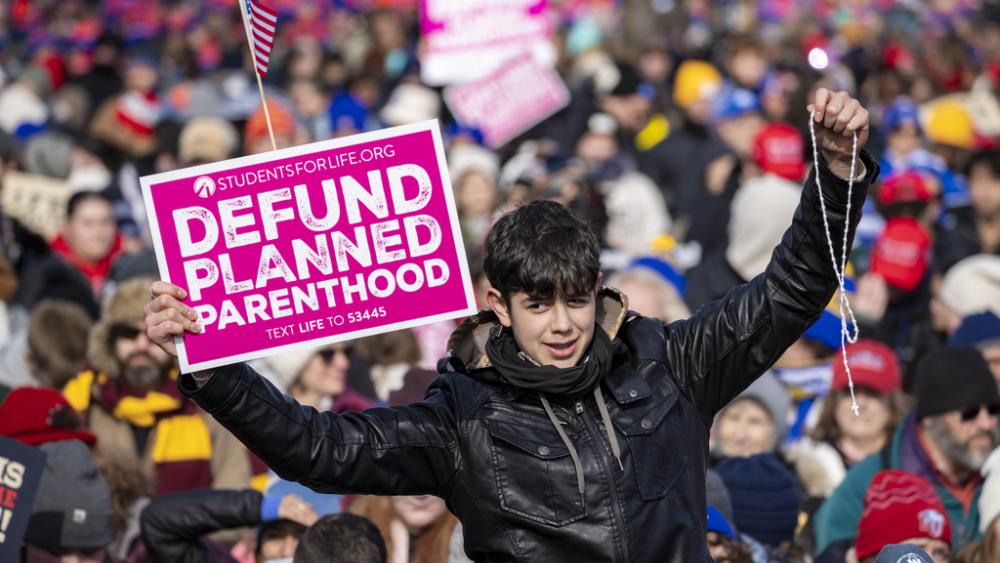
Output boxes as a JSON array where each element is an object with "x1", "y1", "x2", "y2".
[
  {"x1": 673, "y1": 60, "x2": 722, "y2": 109},
  {"x1": 926, "y1": 100, "x2": 975, "y2": 150}
]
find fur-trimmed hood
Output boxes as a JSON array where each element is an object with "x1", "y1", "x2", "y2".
[
  {"x1": 442, "y1": 286, "x2": 629, "y2": 374},
  {"x1": 88, "y1": 276, "x2": 158, "y2": 378}
]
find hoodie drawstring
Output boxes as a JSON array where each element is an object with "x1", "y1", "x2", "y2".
[
  {"x1": 594, "y1": 386, "x2": 624, "y2": 471},
  {"x1": 538, "y1": 388, "x2": 625, "y2": 497},
  {"x1": 540, "y1": 394, "x2": 586, "y2": 496}
]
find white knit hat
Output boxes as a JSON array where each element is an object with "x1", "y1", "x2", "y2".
[
  {"x1": 380, "y1": 84, "x2": 440, "y2": 126},
  {"x1": 448, "y1": 143, "x2": 499, "y2": 185},
  {"x1": 979, "y1": 447, "x2": 1000, "y2": 532},
  {"x1": 726, "y1": 175, "x2": 801, "y2": 282},
  {"x1": 940, "y1": 254, "x2": 1000, "y2": 318},
  {"x1": 602, "y1": 171, "x2": 671, "y2": 255},
  {"x1": 254, "y1": 346, "x2": 324, "y2": 393}
]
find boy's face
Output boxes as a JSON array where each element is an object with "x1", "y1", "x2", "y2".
[{"x1": 488, "y1": 286, "x2": 598, "y2": 369}]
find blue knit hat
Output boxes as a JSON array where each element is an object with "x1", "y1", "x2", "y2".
[
  {"x1": 714, "y1": 453, "x2": 800, "y2": 548},
  {"x1": 712, "y1": 85, "x2": 760, "y2": 122},
  {"x1": 881, "y1": 97, "x2": 921, "y2": 135},
  {"x1": 630, "y1": 256, "x2": 686, "y2": 296},
  {"x1": 328, "y1": 92, "x2": 368, "y2": 133},
  {"x1": 948, "y1": 311, "x2": 1000, "y2": 349},
  {"x1": 707, "y1": 506, "x2": 738, "y2": 541}
]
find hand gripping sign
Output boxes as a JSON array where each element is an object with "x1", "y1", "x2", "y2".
[{"x1": 141, "y1": 121, "x2": 477, "y2": 373}]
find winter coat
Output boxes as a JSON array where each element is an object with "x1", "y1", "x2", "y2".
[
  {"x1": 179, "y1": 154, "x2": 875, "y2": 562},
  {"x1": 139, "y1": 489, "x2": 262, "y2": 563},
  {"x1": 813, "y1": 412, "x2": 983, "y2": 554}
]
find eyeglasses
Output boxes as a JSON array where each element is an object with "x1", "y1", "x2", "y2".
[
  {"x1": 110, "y1": 324, "x2": 144, "y2": 342},
  {"x1": 317, "y1": 347, "x2": 352, "y2": 364},
  {"x1": 960, "y1": 403, "x2": 1000, "y2": 422}
]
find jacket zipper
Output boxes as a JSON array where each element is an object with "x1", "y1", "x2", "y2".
[{"x1": 576, "y1": 400, "x2": 629, "y2": 562}]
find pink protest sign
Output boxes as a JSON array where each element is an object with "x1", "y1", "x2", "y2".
[
  {"x1": 419, "y1": 0, "x2": 555, "y2": 85},
  {"x1": 444, "y1": 52, "x2": 570, "y2": 148},
  {"x1": 141, "y1": 121, "x2": 477, "y2": 373}
]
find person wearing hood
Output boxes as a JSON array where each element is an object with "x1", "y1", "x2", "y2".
[{"x1": 146, "y1": 91, "x2": 876, "y2": 562}]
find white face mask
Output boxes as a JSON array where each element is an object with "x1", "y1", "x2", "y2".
[{"x1": 263, "y1": 558, "x2": 294, "y2": 563}]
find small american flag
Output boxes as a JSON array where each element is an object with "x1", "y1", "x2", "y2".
[{"x1": 245, "y1": 0, "x2": 278, "y2": 77}]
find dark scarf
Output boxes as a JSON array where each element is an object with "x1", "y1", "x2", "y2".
[
  {"x1": 484, "y1": 324, "x2": 624, "y2": 495},
  {"x1": 485, "y1": 324, "x2": 615, "y2": 396}
]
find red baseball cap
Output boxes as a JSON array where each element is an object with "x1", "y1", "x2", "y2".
[
  {"x1": 0, "y1": 387, "x2": 96, "y2": 447},
  {"x1": 869, "y1": 217, "x2": 931, "y2": 292},
  {"x1": 877, "y1": 170, "x2": 933, "y2": 206},
  {"x1": 831, "y1": 340, "x2": 901, "y2": 395},
  {"x1": 752, "y1": 123, "x2": 806, "y2": 182},
  {"x1": 856, "y1": 470, "x2": 951, "y2": 560}
]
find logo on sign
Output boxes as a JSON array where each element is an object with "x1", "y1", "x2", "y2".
[
  {"x1": 918, "y1": 508, "x2": 946, "y2": 538},
  {"x1": 193, "y1": 176, "x2": 216, "y2": 199}
]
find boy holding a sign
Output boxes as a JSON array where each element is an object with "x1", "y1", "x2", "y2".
[{"x1": 146, "y1": 90, "x2": 874, "y2": 562}]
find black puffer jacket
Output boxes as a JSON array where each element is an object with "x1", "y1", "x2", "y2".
[{"x1": 179, "y1": 154, "x2": 877, "y2": 562}]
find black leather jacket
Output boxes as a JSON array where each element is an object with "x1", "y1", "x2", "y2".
[
  {"x1": 180, "y1": 154, "x2": 877, "y2": 562},
  {"x1": 140, "y1": 489, "x2": 263, "y2": 563}
]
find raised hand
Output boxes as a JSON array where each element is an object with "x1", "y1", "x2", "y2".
[
  {"x1": 807, "y1": 88, "x2": 870, "y2": 176},
  {"x1": 144, "y1": 280, "x2": 202, "y2": 358}
]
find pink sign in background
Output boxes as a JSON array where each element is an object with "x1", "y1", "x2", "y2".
[
  {"x1": 141, "y1": 121, "x2": 476, "y2": 373},
  {"x1": 444, "y1": 52, "x2": 570, "y2": 148},
  {"x1": 420, "y1": 0, "x2": 548, "y2": 53},
  {"x1": 419, "y1": 0, "x2": 553, "y2": 85}
]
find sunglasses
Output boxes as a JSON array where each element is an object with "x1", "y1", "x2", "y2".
[
  {"x1": 317, "y1": 347, "x2": 352, "y2": 363},
  {"x1": 960, "y1": 403, "x2": 1000, "y2": 422},
  {"x1": 110, "y1": 324, "x2": 144, "y2": 342}
]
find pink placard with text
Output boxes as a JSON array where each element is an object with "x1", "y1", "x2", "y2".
[
  {"x1": 419, "y1": 0, "x2": 553, "y2": 85},
  {"x1": 141, "y1": 121, "x2": 476, "y2": 373},
  {"x1": 444, "y1": 52, "x2": 570, "y2": 148}
]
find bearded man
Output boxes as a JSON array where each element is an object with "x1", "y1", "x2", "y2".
[
  {"x1": 64, "y1": 277, "x2": 250, "y2": 495},
  {"x1": 815, "y1": 347, "x2": 1000, "y2": 556}
]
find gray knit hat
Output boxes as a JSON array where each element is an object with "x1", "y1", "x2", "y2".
[
  {"x1": 24, "y1": 440, "x2": 114, "y2": 550},
  {"x1": 727, "y1": 371, "x2": 792, "y2": 450}
]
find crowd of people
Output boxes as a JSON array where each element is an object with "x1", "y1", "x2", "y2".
[{"x1": 3, "y1": 0, "x2": 1000, "y2": 561}]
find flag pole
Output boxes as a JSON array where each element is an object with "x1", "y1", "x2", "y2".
[{"x1": 237, "y1": 0, "x2": 277, "y2": 151}]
